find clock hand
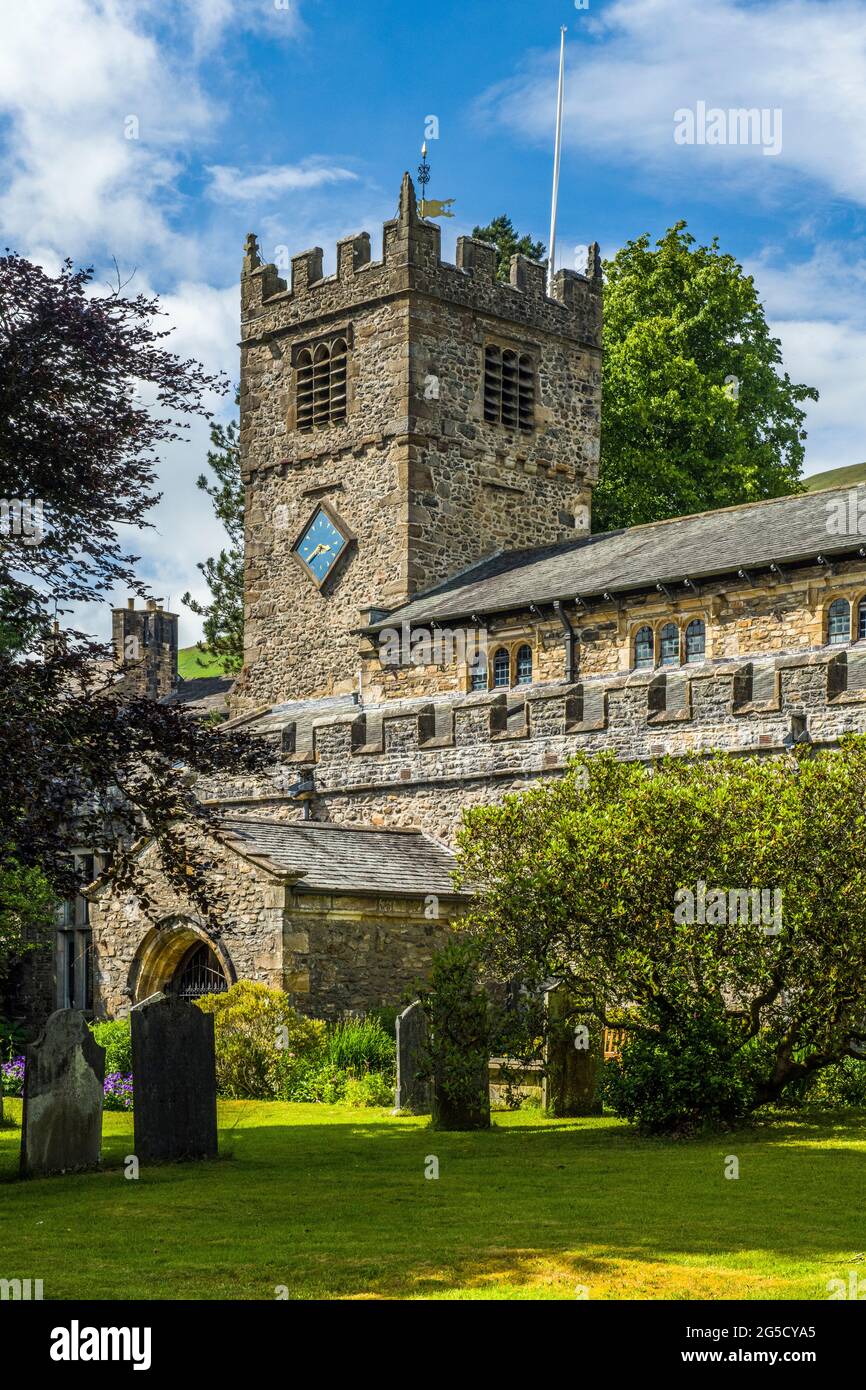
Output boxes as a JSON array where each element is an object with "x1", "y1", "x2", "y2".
[{"x1": 307, "y1": 542, "x2": 332, "y2": 560}]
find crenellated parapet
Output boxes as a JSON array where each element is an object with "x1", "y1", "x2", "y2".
[
  {"x1": 240, "y1": 173, "x2": 601, "y2": 350},
  {"x1": 206, "y1": 648, "x2": 866, "y2": 815}
]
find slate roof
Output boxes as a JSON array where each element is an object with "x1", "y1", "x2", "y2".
[
  {"x1": 219, "y1": 817, "x2": 467, "y2": 898},
  {"x1": 368, "y1": 486, "x2": 858, "y2": 628},
  {"x1": 161, "y1": 675, "x2": 234, "y2": 717}
]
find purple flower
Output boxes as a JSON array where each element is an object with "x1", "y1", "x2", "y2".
[
  {"x1": 1, "y1": 1056, "x2": 25, "y2": 1096},
  {"x1": 103, "y1": 1072, "x2": 134, "y2": 1111}
]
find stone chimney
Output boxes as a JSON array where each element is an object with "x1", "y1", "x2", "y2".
[{"x1": 112, "y1": 598, "x2": 179, "y2": 700}]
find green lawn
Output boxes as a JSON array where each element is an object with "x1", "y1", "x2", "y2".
[{"x1": 1, "y1": 1100, "x2": 864, "y2": 1300}]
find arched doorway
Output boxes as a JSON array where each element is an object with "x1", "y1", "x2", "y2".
[
  {"x1": 130, "y1": 918, "x2": 235, "y2": 1004},
  {"x1": 172, "y1": 942, "x2": 228, "y2": 1001}
]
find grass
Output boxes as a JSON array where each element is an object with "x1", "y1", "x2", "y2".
[
  {"x1": 804, "y1": 461, "x2": 866, "y2": 492},
  {"x1": 177, "y1": 645, "x2": 231, "y2": 680},
  {"x1": 1, "y1": 1099, "x2": 864, "y2": 1301}
]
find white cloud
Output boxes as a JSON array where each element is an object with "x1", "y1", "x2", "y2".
[
  {"x1": 0, "y1": 2, "x2": 314, "y2": 645},
  {"x1": 775, "y1": 319, "x2": 866, "y2": 475},
  {"x1": 206, "y1": 161, "x2": 358, "y2": 204},
  {"x1": 740, "y1": 243, "x2": 866, "y2": 475},
  {"x1": 479, "y1": 0, "x2": 866, "y2": 205},
  {"x1": 0, "y1": 1, "x2": 212, "y2": 267}
]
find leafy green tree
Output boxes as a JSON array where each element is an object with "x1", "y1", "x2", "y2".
[
  {"x1": 595, "y1": 222, "x2": 817, "y2": 532},
  {"x1": 0, "y1": 855, "x2": 54, "y2": 991},
  {"x1": 182, "y1": 396, "x2": 244, "y2": 672},
  {"x1": 471, "y1": 215, "x2": 546, "y2": 282},
  {"x1": 454, "y1": 741, "x2": 866, "y2": 1132}
]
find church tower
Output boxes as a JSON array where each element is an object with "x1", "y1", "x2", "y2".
[{"x1": 235, "y1": 173, "x2": 602, "y2": 712}]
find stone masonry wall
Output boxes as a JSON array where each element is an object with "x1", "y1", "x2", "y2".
[
  {"x1": 203, "y1": 640, "x2": 866, "y2": 844},
  {"x1": 235, "y1": 173, "x2": 601, "y2": 713},
  {"x1": 86, "y1": 827, "x2": 460, "y2": 1021},
  {"x1": 284, "y1": 890, "x2": 453, "y2": 1021},
  {"x1": 353, "y1": 559, "x2": 866, "y2": 698},
  {"x1": 87, "y1": 833, "x2": 287, "y2": 1019}
]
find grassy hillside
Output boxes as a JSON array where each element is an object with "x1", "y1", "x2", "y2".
[
  {"x1": 177, "y1": 645, "x2": 231, "y2": 679},
  {"x1": 804, "y1": 461, "x2": 866, "y2": 492}
]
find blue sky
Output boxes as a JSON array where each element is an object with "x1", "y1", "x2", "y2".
[{"x1": 2, "y1": 0, "x2": 865, "y2": 643}]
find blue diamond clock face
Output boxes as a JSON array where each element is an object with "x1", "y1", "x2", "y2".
[{"x1": 294, "y1": 506, "x2": 348, "y2": 585}]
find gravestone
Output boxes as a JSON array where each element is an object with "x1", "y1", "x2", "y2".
[
  {"x1": 542, "y1": 983, "x2": 602, "y2": 1117},
  {"x1": 131, "y1": 992, "x2": 217, "y2": 1163},
  {"x1": 20, "y1": 1010, "x2": 105, "y2": 1178},
  {"x1": 395, "y1": 1001, "x2": 432, "y2": 1113}
]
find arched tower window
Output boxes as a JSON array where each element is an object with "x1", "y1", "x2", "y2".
[
  {"x1": 828, "y1": 598, "x2": 851, "y2": 645},
  {"x1": 659, "y1": 623, "x2": 680, "y2": 666},
  {"x1": 296, "y1": 338, "x2": 348, "y2": 432},
  {"x1": 492, "y1": 647, "x2": 510, "y2": 688},
  {"x1": 296, "y1": 348, "x2": 314, "y2": 430},
  {"x1": 859, "y1": 598, "x2": 866, "y2": 641},
  {"x1": 483, "y1": 345, "x2": 534, "y2": 432},
  {"x1": 685, "y1": 619, "x2": 706, "y2": 663},
  {"x1": 634, "y1": 626, "x2": 654, "y2": 670},
  {"x1": 515, "y1": 644, "x2": 533, "y2": 685}
]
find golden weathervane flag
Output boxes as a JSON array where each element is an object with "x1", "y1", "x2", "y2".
[
  {"x1": 419, "y1": 197, "x2": 455, "y2": 219},
  {"x1": 417, "y1": 141, "x2": 454, "y2": 219}
]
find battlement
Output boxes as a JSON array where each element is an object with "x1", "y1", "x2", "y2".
[
  {"x1": 290, "y1": 649, "x2": 858, "y2": 759},
  {"x1": 241, "y1": 173, "x2": 602, "y2": 348},
  {"x1": 222, "y1": 647, "x2": 864, "y2": 772}
]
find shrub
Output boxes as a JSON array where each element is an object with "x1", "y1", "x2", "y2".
[
  {"x1": 89, "y1": 1019, "x2": 132, "y2": 1075},
  {"x1": 281, "y1": 1058, "x2": 346, "y2": 1104},
  {"x1": 0, "y1": 1016, "x2": 26, "y2": 1059},
  {"x1": 1, "y1": 1056, "x2": 24, "y2": 1096},
  {"x1": 342, "y1": 1072, "x2": 394, "y2": 1107},
  {"x1": 601, "y1": 1008, "x2": 757, "y2": 1136},
  {"x1": 103, "y1": 1073, "x2": 134, "y2": 1111},
  {"x1": 422, "y1": 938, "x2": 491, "y2": 1131},
  {"x1": 280, "y1": 1058, "x2": 394, "y2": 1106},
  {"x1": 801, "y1": 1057, "x2": 866, "y2": 1108},
  {"x1": 324, "y1": 1017, "x2": 395, "y2": 1076},
  {"x1": 196, "y1": 981, "x2": 326, "y2": 1099}
]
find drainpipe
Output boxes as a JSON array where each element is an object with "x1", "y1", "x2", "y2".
[
  {"x1": 287, "y1": 770, "x2": 316, "y2": 821},
  {"x1": 553, "y1": 601, "x2": 577, "y2": 683}
]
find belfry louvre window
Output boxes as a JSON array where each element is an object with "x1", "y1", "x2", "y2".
[
  {"x1": 483, "y1": 346, "x2": 534, "y2": 431},
  {"x1": 296, "y1": 337, "x2": 348, "y2": 431}
]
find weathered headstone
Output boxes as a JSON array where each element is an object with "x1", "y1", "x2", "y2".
[
  {"x1": 131, "y1": 992, "x2": 217, "y2": 1163},
  {"x1": 395, "y1": 1001, "x2": 432, "y2": 1113},
  {"x1": 20, "y1": 1010, "x2": 105, "y2": 1178},
  {"x1": 542, "y1": 983, "x2": 602, "y2": 1117}
]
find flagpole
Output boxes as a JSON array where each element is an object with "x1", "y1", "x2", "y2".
[{"x1": 547, "y1": 26, "x2": 566, "y2": 295}]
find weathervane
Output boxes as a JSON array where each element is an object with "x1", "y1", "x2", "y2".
[{"x1": 417, "y1": 140, "x2": 455, "y2": 221}]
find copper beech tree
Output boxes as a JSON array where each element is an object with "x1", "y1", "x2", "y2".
[
  {"x1": 454, "y1": 743, "x2": 866, "y2": 1130},
  {"x1": 0, "y1": 254, "x2": 271, "y2": 963}
]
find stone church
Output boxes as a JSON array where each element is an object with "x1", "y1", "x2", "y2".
[{"x1": 53, "y1": 173, "x2": 866, "y2": 1024}]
